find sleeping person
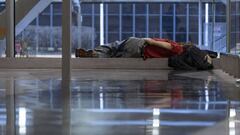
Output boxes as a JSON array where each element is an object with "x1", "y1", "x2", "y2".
[{"x1": 75, "y1": 37, "x2": 217, "y2": 70}]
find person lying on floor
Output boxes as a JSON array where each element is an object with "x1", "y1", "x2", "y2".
[{"x1": 75, "y1": 37, "x2": 217, "y2": 70}]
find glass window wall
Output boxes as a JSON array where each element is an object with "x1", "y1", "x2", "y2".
[
  {"x1": 79, "y1": 1, "x2": 227, "y2": 52},
  {"x1": 15, "y1": 1, "x2": 62, "y2": 58},
  {"x1": 231, "y1": 0, "x2": 240, "y2": 55},
  {"x1": 2, "y1": 0, "x2": 237, "y2": 57},
  {"x1": 0, "y1": 0, "x2": 6, "y2": 57}
]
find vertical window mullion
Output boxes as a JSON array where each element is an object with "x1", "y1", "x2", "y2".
[
  {"x1": 105, "y1": 4, "x2": 108, "y2": 43},
  {"x1": 198, "y1": 1, "x2": 203, "y2": 47},
  {"x1": 160, "y1": 3, "x2": 162, "y2": 38},
  {"x1": 146, "y1": 3, "x2": 149, "y2": 37},
  {"x1": 187, "y1": 3, "x2": 189, "y2": 42},
  {"x1": 173, "y1": 4, "x2": 176, "y2": 41},
  {"x1": 133, "y1": 4, "x2": 135, "y2": 37},
  {"x1": 92, "y1": 4, "x2": 95, "y2": 49},
  {"x1": 119, "y1": 3, "x2": 122, "y2": 41},
  {"x1": 50, "y1": 4, "x2": 53, "y2": 48},
  {"x1": 36, "y1": 17, "x2": 39, "y2": 55}
]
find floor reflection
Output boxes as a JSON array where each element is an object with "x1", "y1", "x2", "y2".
[{"x1": 0, "y1": 70, "x2": 239, "y2": 135}]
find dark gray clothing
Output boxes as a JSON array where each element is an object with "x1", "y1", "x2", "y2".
[{"x1": 94, "y1": 37, "x2": 146, "y2": 58}]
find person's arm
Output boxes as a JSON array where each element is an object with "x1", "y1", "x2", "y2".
[{"x1": 144, "y1": 38, "x2": 172, "y2": 50}]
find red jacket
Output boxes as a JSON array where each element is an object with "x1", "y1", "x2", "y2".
[{"x1": 143, "y1": 38, "x2": 184, "y2": 59}]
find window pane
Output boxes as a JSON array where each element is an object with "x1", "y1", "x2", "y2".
[
  {"x1": 189, "y1": 33, "x2": 198, "y2": 44},
  {"x1": 189, "y1": 3, "x2": 198, "y2": 15},
  {"x1": 149, "y1": 4, "x2": 159, "y2": 14},
  {"x1": 122, "y1": 16, "x2": 133, "y2": 32},
  {"x1": 135, "y1": 33, "x2": 146, "y2": 38},
  {"x1": 108, "y1": 33, "x2": 119, "y2": 43},
  {"x1": 108, "y1": 4, "x2": 119, "y2": 14},
  {"x1": 39, "y1": 15, "x2": 50, "y2": 26},
  {"x1": 216, "y1": 3, "x2": 226, "y2": 16},
  {"x1": 149, "y1": 16, "x2": 159, "y2": 32},
  {"x1": 162, "y1": 33, "x2": 173, "y2": 40},
  {"x1": 82, "y1": 16, "x2": 92, "y2": 27},
  {"x1": 136, "y1": 16, "x2": 146, "y2": 32},
  {"x1": 94, "y1": 4, "x2": 100, "y2": 14},
  {"x1": 15, "y1": 2, "x2": 62, "y2": 57},
  {"x1": 162, "y1": 16, "x2": 173, "y2": 32},
  {"x1": 82, "y1": 4, "x2": 92, "y2": 14},
  {"x1": 189, "y1": 16, "x2": 198, "y2": 32},
  {"x1": 53, "y1": 15, "x2": 62, "y2": 26},
  {"x1": 176, "y1": 33, "x2": 186, "y2": 42},
  {"x1": 122, "y1": 4, "x2": 133, "y2": 14},
  {"x1": 94, "y1": 16, "x2": 100, "y2": 32},
  {"x1": 162, "y1": 4, "x2": 173, "y2": 15},
  {"x1": 53, "y1": 3, "x2": 62, "y2": 14},
  {"x1": 176, "y1": 3, "x2": 186, "y2": 15},
  {"x1": 136, "y1": 4, "x2": 146, "y2": 14},
  {"x1": 122, "y1": 33, "x2": 133, "y2": 40},
  {"x1": 176, "y1": 16, "x2": 186, "y2": 32},
  {"x1": 108, "y1": 16, "x2": 119, "y2": 32},
  {"x1": 149, "y1": 33, "x2": 160, "y2": 38}
]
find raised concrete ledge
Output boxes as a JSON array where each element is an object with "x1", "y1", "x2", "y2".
[
  {"x1": 220, "y1": 53, "x2": 240, "y2": 78},
  {"x1": 0, "y1": 58, "x2": 61, "y2": 69},
  {"x1": 72, "y1": 58, "x2": 170, "y2": 69},
  {"x1": 0, "y1": 58, "x2": 170, "y2": 69},
  {"x1": 0, "y1": 57, "x2": 222, "y2": 70}
]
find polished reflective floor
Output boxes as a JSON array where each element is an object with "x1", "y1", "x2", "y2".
[{"x1": 0, "y1": 69, "x2": 240, "y2": 135}]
